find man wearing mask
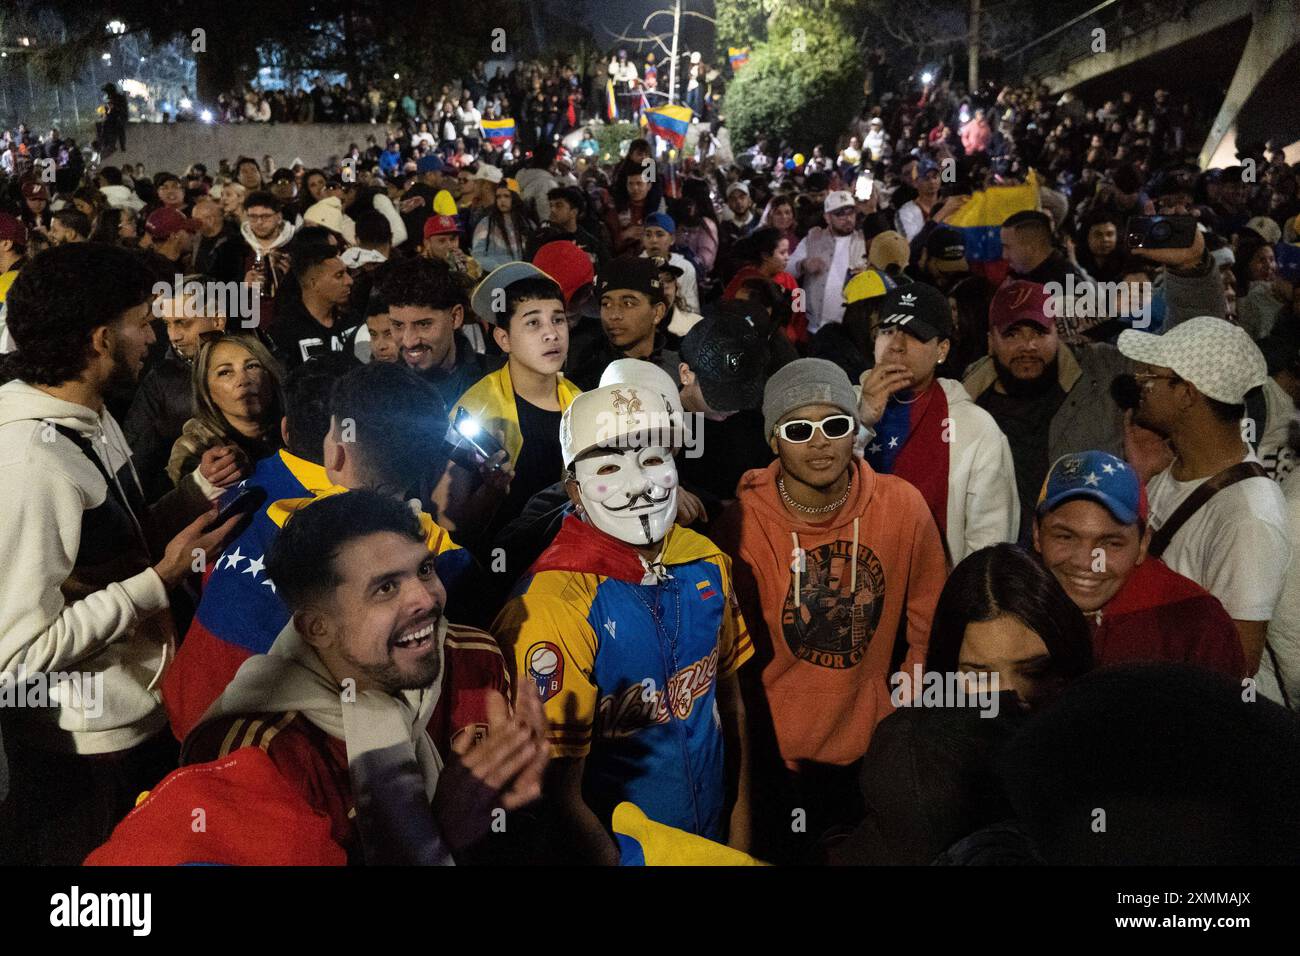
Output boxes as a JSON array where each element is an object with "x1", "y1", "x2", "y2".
[
  {"x1": 494, "y1": 380, "x2": 753, "y2": 863},
  {"x1": 963, "y1": 280, "x2": 1131, "y2": 543}
]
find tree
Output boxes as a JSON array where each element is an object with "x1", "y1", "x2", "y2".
[{"x1": 723, "y1": 0, "x2": 863, "y2": 151}]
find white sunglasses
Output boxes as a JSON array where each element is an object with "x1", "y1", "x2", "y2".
[{"x1": 776, "y1": 414, "x2": 855, "y2": 443}]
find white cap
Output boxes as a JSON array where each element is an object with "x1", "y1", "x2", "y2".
[
  {"x1": 303, "y1": 196, "x2": 355, "y2": 244},
  {"x1": 726, "y1": 180, "x2": 750, "y2": 197},
  {"x1": 1117, "y1": 316, "x2": 1267, "y2": 405},
  {"x1": 561, "y1": 383, "x2": 681, "y2": 468},
  {"x1": 473, "y1": 164, "x2": 504, "y2": 184},
  {"x1": 1245, "y1": 216, "x2": 1282, "y2": 246},
  {"x1": 600, "y1": 358, "x2": 685, "y2": 420},
  {"x1": 824, "y1": 190, "x2": 855, "y2": 213}
]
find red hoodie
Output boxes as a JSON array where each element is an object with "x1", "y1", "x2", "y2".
[
  {"x1": 1091, "y1": 558, "x2": 1246, "y2": 679},
  {"x1": 712, "y1": 458, "x2": 947, "y2": 767}
]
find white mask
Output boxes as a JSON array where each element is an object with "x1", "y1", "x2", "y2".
[{"x1": 573, "y1": 444, "x2": 678, "y2": 546}]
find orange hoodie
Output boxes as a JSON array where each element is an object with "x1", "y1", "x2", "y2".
[{"x1": 713, "y1": 458, "x2": 947, "y2": 768}]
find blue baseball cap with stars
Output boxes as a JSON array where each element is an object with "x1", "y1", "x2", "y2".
[{"x1": 1037, "y1": 450, "x2": 1148, "y2": 526}]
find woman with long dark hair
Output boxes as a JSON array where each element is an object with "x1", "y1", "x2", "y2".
[
  {"x1": 927, "y1": 543, "x2": 1093, "y2": 711},
  {"x1": 675, "y1": 177, "x2": 720, "y2": 293},
  {"x1": 472, "y1": 184, "x2": 534, "y2": 269}
]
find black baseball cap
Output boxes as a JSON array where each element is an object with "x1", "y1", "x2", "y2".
[
  {"x1": 271, "y1": 167, "x2": 295, "y2": 184},
  {"x1": 878, "y1": 282, "x2": 953, "y2": 342},
  {"x1": 649, "y1": 254, "x2": 684, "y2": 279},
  {"x1": 597, "y1": 256, "x2": 663, "y2": 302},
  {"x1": 924, "y1": 226, "x2": 968, "y2": 272},
  {"x1": 680, "y1": 311, "x2": 769, "y2": 412}
]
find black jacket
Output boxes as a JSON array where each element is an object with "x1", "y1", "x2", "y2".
[
  {"x1": 413, "y1": 330, "x2": 492, "y2": 409},
  {"x1": 193, "y1": 224, "x2": 245, "y2": 283},
  {"x1": 123, "y1": 350, "x2": 194, "y2": 503}
]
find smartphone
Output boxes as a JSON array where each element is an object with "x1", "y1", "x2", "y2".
[
  {"x1": 208, "y1": 486, "x2": 267, "y2": 531},
  {"x1": 1127, "y1": 215, "x2": 1198, "y2": 251},
  {"x1": 445, "y1": 407, "x2": 507, "y2": 473}
]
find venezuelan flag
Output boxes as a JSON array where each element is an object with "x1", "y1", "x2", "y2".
[
  {"x1": 945, "y1": 169, "x2": 1040, "y2": 282},
  {"x1": 606, "y1": 76, "x2": 618, "y2": 121},
  {"x1": 728, "y1": 47, "x2": 750, "y2": 71},
  {"x1": 645, "y1": 104, "x2": 692, "y2": 149},
  {"x1": 482, "y1": 118, "x2": 516, "y2": 143}
]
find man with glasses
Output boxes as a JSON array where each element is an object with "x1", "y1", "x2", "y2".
[
  {"x1": 713, "y1": 358, "x2": 946, "y2": 861},
  {"x1": 1118, "y1": 317, "x2": 1289, "y2": 675},
  {"x1": 787, "y1": 191, "x2": 869, "y2": 334},
  {"x1": 241, "y1": 191, "x2": 296, "y2": 331}
]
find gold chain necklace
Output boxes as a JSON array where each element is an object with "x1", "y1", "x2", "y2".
[{"x1": 778, "y1": 472, "x2": 852, "y2": 515}]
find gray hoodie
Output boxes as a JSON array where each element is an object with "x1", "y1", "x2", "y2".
[{"x1": 0, "y1": 381, "x2": 206, "y2": 753}]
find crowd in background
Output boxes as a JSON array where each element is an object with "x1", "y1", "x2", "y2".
[{"x1": 0, "y1": 53, "x2": 1299, "y2": 868}]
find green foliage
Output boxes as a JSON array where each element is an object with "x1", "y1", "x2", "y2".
[{"x1": 725, "y1": 3, "x2": 863, "y2": 151}]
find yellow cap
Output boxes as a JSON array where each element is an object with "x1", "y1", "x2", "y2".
[
  {"x1": 432, "y1": 189, "x2": 458, "y2": 216},
  {"x1": 843, "y1": 268, "x2": 893, "y2": 305}
]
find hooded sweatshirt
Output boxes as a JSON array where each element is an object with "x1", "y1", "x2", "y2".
[
  {"x1": 0, "y1": 380, "x2": 209, "y2": 753},
  {"x1": 712, "y1": 458, "x2": 947, "y2": 767},
  {"x1": 1090, "y1": 557, "x2": 1245, "y2": 679}
]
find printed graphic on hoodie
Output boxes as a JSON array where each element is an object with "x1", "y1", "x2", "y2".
[{"x1": 782, "y1": 541, "x2": 885, "y2": 669}]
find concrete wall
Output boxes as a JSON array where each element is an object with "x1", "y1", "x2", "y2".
[
  {"x1": 105, "y1": 123, "x2": 390, "y2": 174},
  {"x1": 1038, "y1": 0, "x2": 1252, "y2": 95}
]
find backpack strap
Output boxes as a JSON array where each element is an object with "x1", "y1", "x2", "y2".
[
  {"x1": 1147, "y1": 461, "x2": 1268, "y2": 560},
  {"x1": 51, "y1": 423, "x2": 153, "y2": 558}
]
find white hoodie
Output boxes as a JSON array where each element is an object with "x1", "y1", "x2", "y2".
[
  {"x1": 861, "y1": 378, "x2": 1019, "y2": 563},
  {"x1": 0, "y1": 381, "x2": 172, "y2": 753}
]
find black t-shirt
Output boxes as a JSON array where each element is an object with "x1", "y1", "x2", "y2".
[
  {"x1": 677, "y1": 409, "x2": 774, "y2": 527},
  {"x1": 977, "y1": 383, "x2": 1066, "y2": 544},
  {"x1": 495, "y1": 394, "x2": 564, "y2": 536},
  {"x1": 269, "y1": 297, "x2": 361, "y2": 369}
]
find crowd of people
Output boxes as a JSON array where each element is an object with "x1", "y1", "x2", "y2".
[{"x1": 0, "y1": 58, "x2": 1298, "y2": 867}]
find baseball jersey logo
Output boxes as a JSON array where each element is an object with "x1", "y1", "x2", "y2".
[{"x1": 526, "y1": 641, "x2": 564, "y2": 703}]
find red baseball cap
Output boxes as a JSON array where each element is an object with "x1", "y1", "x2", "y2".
[
  {"x1": 422, "y1": 214, "x2": 460, "y2": 239},
  {"x1": 989, "y1": 279, "x2": 1053, "y2": 335},
  {"x1": 21, "y1": 181, "x2": 49, "y2": 201},
  {"x1": 145, "y1": 207, "x2": 200, "y2": 239},
  {"x1": 532, "y1": 240, "x2": 595, "y2": 307},
  {"x1": 0, "y1": 213, "x2": 28, "y2": 246}
]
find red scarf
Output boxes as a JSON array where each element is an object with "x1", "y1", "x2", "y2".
[{"x1": 890, "y1": 381, "x2": 950, "y2": 540}]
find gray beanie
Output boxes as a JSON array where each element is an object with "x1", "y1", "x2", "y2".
[{"x1": 762, "y1": 358, "x2": 859, "y2": 438}]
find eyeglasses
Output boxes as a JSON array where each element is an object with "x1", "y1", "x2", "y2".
[
  {"x1": 1133, "y1": 371, "x2": 1181, "y2": 389},
  {"x1": 777, "y1": 414, "x2": 855, "y2": 443}
]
